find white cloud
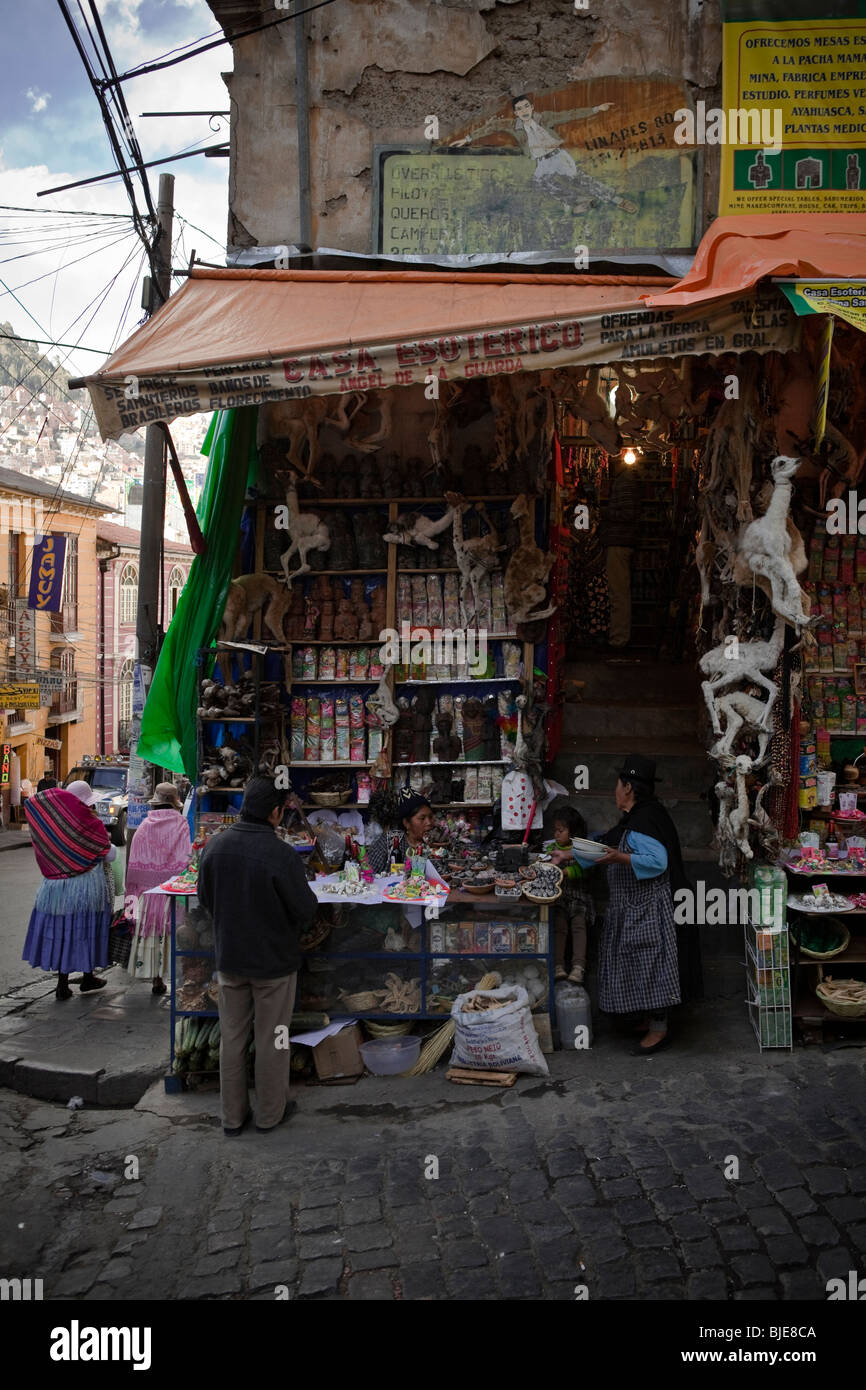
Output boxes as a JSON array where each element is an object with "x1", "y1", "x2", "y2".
[
  {"x1": 25, "y1": 89, "x2": 51, "y2": 115},
  {"x1": 0, "y1": 154, "x2": 227, "y2": 378}
]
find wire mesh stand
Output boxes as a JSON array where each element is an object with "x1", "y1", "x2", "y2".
[{"x1": 744, "y1": 918, "x2": 793, "y2": 1051}]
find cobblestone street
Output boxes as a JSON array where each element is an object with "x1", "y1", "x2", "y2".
[{"x1": 2, "y1": 1047, "x2": 865, "y2": 1304}]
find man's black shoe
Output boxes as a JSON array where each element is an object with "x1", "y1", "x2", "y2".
[{"x1": 224, "y1": 1110, "x2": 252, "y2": 1137}]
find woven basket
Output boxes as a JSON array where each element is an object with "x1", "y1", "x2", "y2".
[
  {"x1": 798, "y1": 922, "x2": 851, "y2": 960},
  {"x1": 522, "y1": 885, "x2": 562, "y2": 904},
  {"x1": 339, "y1": 990, "x2": 385, "y2": 1011},
  {"x1": 522, "y1": 865, "x2": 563, "y2": 905},
  {"x1": 365, "y1": 1020, "x2": 412, "y2": 1038},
  {"x1": 815, "y1": 980, "x2": 866, "y2": 1017},
  {"x1": 309, "y1": 790, "x2": 352, "y2": 807}
]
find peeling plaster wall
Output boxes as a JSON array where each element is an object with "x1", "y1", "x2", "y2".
[{"x1": 214, "y1": 0, "x2": 721, "y2": 253}]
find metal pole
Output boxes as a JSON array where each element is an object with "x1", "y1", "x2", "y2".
[
  {"x1": 135, "y1": 172, "x2": 174, "y2": 672},
  {"x1": 295, "y1": 2, "x2": 312, "y2": 246}
]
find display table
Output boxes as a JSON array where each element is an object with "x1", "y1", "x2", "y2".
[
  {"x1": 780, "y1": 857, "x2": 866, "y2": 1043},
  {"x1": 159, "y1": 878, "x2": 555, "y2": 1090}
]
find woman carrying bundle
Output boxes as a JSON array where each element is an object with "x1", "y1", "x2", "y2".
[{"x1": 23, "y1": 781, "x2": 117, "y2": 1000}]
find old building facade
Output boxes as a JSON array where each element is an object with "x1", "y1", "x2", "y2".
[
  {"x1": 96, "y1": 521, "x2": 192, "y2": 757},
  {"x1": 0, "y1": 467, "x2": 111, "y2": 820},
  {"x1": 206, "y1": 0, "x2": 721, "y2": 256}
]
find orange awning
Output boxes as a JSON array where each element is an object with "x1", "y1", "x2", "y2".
[
  {"x1": 642, "y1": 214, "x2": 866, "y2": 310},
  {"x1": 76, "y1": 267, "x2": 801, "y2": 440}
]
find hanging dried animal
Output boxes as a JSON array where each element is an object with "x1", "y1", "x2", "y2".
[
  {"x1": 279, "y1": 474, "x2": 331, "y2": 585},
  {"x1": 443, "y1": 492, "x2": 506, "y2": 625},
  {"x1": 729, "y1": 754, "x2": 755, "y2": 861},
  {"x1": 699, "y1": 616, "x2": 787, "y2": 740},
  {"x1": 259, "y1": 394, "x2": 365, "y2": 481},
  {"x1": 734, "y1": 456, "x2": 811, "y2": 632},
  {"x1": 702, "y1": 356, "x2": 761, "y2": 522},
  {"x1": 485, "y1": 377, "x2": 517, "y2": 472},
  {"x1": 748, "y1": 773, "x2": 783, "y2": 861},
  {"x1": 569, "y1": 366, "x2": 620, "y2": 455},
  {"x1": 708, "y1": 689, "x2": 773, "y2": 767},
  {"x1": 427, "y1": 382, "x2": 461, "y2": 473},
  {"x1": 366, "y1": 669, "x2": 400, "y2": 727},
  {"x1": 512, "y1": 686, "x2": 547, "y2": 795},
  {"x1": 504, "y1": 494, "x2": 556, "y2": 627},
  {"x1": 382, "y1": 506, "x2": 454, "y2": 551},
  {"x1": 348, "y1": 389, "x2": 394, "y2": 454},
  {"x1": 713, "y1": 778, "x2": 738, "y2": 877},
  {"x1": 220, "y1": 575, "x2": 291, "y2": 645}
]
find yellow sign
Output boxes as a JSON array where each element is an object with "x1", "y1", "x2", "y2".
[
  {"x1": 0, "y1": 683, "x2": 41, "y2": 710},
  {"x1": 777, "y1": 278, "x2": 866, "y2": 332},
  {"x1": 720, "y1": 18, "x2": 866, "y2": 215}
]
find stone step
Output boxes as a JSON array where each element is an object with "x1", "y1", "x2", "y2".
[
  {"x1": 545, "y1": 785, "x2": 713, "y2": 850},
  {"x1": 564, "y1": 700, "x2": 698, "y2": 740},
  {"x1": 564, "y1": 656, "x2": 700, "y2": 704},
  {"x1": 552, "y1": 738, "x2": 712, "y2": 800}
]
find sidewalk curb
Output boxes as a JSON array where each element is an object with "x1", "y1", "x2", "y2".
[{"x1": 0, "y1": 837, "x2": 32, "y2": 852}]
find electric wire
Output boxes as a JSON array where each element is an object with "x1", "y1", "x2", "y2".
[{"x1": 114, "y1": 0, "x2": 338, "y2": 86}]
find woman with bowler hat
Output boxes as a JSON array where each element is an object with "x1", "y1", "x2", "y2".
[{"x1": 552, "y1": 754, "x2": 701, "y2": 1055}]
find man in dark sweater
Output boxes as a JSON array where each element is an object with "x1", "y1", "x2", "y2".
[
  {"x1": 198, "y1": 777, "x2": 317, "y2": 1136},
  {"x1": 601, "y1": 460, "x2": 642, "y2": 648}
]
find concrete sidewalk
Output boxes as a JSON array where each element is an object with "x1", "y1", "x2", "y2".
[
  {"x1": 0, "y1": 955, "x2": 822, "y2": 1112},
  {"x1": 0, "y1": 967, "x2": 170, "y2": 1106},
  {"x1": 0, "y1": 825, "x2": 31, "y2": 852}
]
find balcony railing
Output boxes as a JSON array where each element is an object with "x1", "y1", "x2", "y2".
[
  {"x1": 117, "y1": 719, "x2": 133, "y2": 752},
  {"x1": 0, "y1": 603, "x2": 13, "y2": 641},
  {"x1": 50, "y1": 688, "x2": 78, "y2": 717},
  {"x1": 50, "y1": 602, "x2": 79, "y2": 635}
]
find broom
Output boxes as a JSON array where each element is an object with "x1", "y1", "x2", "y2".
[{"x1": 405, "y1": 971, "x2": 502, "y2": 1075}]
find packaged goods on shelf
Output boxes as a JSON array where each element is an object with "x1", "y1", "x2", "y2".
[{"x1": 305, "y1": 698, "x2": 321, "y2": 760}]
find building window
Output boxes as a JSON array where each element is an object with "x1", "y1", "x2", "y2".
[
  {"x1": 119, "y1": 563, "x2": 138, "y2": 625},
  {"x1": 168, "y1": 565, "x2": 185, "y2": 618},
  {"x1": 62, "y1": 535, "x2": 78, "y2": 607},
  {"x1": 61, "y1": 649, "x2": 76, "y2": 709},
  {"x1": 117, "y1": 658, "x2": 134, "y2": 750},
  {"x1": 50, "y1": 646, "x2": 77, "y2": 716},
  {"x1": 8, "y1": 533, "x2": 23, "y2": 598}
]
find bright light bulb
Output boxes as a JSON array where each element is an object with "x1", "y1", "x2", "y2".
[{"x1": 623, "y1": 448, "x2": 637, "y2": 465}]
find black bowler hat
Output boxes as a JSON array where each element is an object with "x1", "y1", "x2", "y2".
[{"x1": 615, "y1": 754, "x2": 659, "y2": 785}]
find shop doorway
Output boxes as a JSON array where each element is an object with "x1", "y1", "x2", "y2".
[{"x1": 559, "y1": 439, "x2": 701, "y2": 663}]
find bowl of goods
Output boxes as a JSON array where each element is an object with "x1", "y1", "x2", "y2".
[
  {"x1": 787, "y1": 893, "x2": 854, "y2": 914},
  {"x1": 571, "y1": 836, "x2": 609, "y2": 861},
  {"x1": 359, "y1": 1035, "x2": 421, "y2": 1075},
  {"x1": 521, "y1": 865, "x2": 563, "y2": 903},
  {"x1": 792, "y1": 919, "x2": 851, "y2": 960},
  {"x1": 463, "y1": 879, "x2": 495, "y2": 895},
  {"x1": 495, "y1": 876, "x2": 522, "y2": 898}
]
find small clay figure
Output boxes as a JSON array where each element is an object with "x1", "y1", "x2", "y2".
[
  {"x1": 393, "y1": 697, "x2": 414, "y2": 763},
  {"x1": 432, "y1": 712, "x2": 462, "y2": 762},
  {"x1": 412, "y1": 689, "x2": 436, "y2": 763},
  {"x1": 304, "y1": 595, "x2": 320, "y2": 638},
  {"x1": 461, "y1": 696, "x2": 485, "y2": 760},
  {"x1": 333, "y1": 599, "x2": 358, "y2": 640}
]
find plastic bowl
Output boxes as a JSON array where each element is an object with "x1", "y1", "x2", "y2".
[{"x1": 359, "y1": 1036, "x2": 421, "y2": 1075}]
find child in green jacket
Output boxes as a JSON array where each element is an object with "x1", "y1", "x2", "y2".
[{"x1": 544, "y1": 806, "x2": 595, "y2": 983}]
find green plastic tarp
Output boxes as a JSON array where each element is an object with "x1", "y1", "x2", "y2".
[{"x1": 136, "y1": 407, "x2": 258, "y2": 777}]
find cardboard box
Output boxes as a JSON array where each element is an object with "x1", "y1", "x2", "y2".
[{"x1": 312, "y1": 1023, "x2": 364, "y2": 1080}]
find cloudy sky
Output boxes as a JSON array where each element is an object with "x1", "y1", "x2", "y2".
[{"x1": 0, "y1": 0, "x2": 230, "y2": 379}]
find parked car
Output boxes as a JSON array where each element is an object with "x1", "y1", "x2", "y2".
[{"x1": 63, "y1": 758, "x2": 129, "y2": 845}]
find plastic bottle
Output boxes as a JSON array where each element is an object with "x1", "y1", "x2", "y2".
[{"x1": 556, "y1": 982, "x2": 592, "y2": 1050}]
